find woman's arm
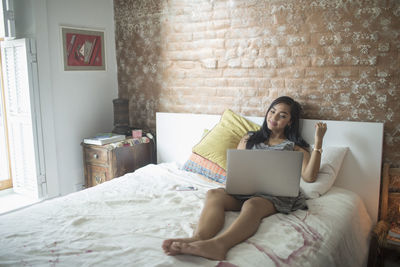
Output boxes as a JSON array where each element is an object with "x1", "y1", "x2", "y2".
[
  {"x1": 296, "y1": 122, "x2": 327, "y2": 183},
  {"x1": 237, "y1": 134, "x2": 250, "y2": 149}
]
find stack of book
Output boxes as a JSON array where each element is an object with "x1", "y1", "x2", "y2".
[
  {"x1": 387, "y1": 222, "x2": 400, "y2": 246},
  {"x1": 83, "y1": 133, "x2": 126, "y2": 145}
]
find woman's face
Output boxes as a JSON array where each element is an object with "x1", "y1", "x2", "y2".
[{"x1": 266, "y1": 103, "x2": 292, "y2": 131}]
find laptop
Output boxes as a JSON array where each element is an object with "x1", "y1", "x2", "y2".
[{"x1": 225, "y1": 149, "x2": 303, "y2": 197}]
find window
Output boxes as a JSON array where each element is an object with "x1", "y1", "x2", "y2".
[{"x1": 0, "y1": 0, "x2": 46, "y2": 198}]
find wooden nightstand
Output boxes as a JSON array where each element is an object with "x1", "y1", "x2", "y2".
[
  {"x1": 369, "y1": 220, "x2": 400, "y2": 267},
  {"x1": 82, "y1": 139, "x2": 153, "y2": 187},
  {"x1": 368, "y1": 164, "x2": 400, "y2": 267}
]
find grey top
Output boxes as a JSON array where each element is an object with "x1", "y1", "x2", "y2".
[{"x1": 252, "y1": 139, "x2": 295, "y2": 151}]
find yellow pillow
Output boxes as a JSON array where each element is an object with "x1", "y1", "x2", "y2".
[{"x1": 192, "y1": 109, "x2": 261, "y2": 170}]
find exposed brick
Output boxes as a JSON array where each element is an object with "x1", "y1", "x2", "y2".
[
  {"x1": 311, "y1": 33, "x2": 342, "y2": 46},
  {"x1": 225, "y1": 49, "x2": 237, "y2": 59},
  {"x1": 243, "y1": 96, "x2": 263, "y2": 107},
  {"x1": 167, "y1": 86, "x2": 215, "y2": 96},
  {"x1": 185, "y1": 69, "x2": 223, "y2": 78},
  {"x1": 277, "y1": 68, "x2": 305, "y2": 78},
  {"x1": 223, "y1": 68, "x2": 249, "y2": 77},
  {"x1": 115, "y1": 0, "x2": 400, "y2": 167},
  {"x1": 286, "y1": 34, "x2": 310, "y2": 46},
  {"x1": 273, "y1": 11, "x2": 288, "y2": 25},
  {"x1": 254, "y1": 58, "x2": 267, "y2": 68},
  {"x1": 201, "y1": 58, "x2": 218, "y2": 69},
  {"x1": 241, "y1": 57, "x2": 254, "y2": 68},
  {"x1": 241, "y1": 87, "x2": 259, "y2": 97},
  {"x1": 216, "y1": 30, "x2": 228, "y2": 39},
  {"x1": 167, "y1": 33, "x2": 193, "y2": 42},
  {"x1": 254, "y1": 78, "x2": 272, "y2": 89},
  {"x1": 173, "y1": 22, "x2": 208, "y2": 33},
  {"x1": 173, "y1": 12, "x2": 212, "y2": 23},
  {"x1": 174, "y1": 95, "x2": 213, "y2": 106},
  {"x1": 168, "y1": 49, "x2": 213, "y2": 60},
  {"x1": 212, "y1": 9, "x2": 231, "y2": 20},
  {"x1": 189, "y1": 87, "x2": 217, "y2": 96},
  {"x1": 225, "y1": 39, "x2": 240, "y2": 49},
  {"x1": 270, "y1": 79, "x2": 285, "y2": 89},
  {"x1": 336, "y1": 67, "x2": 359, "y2": 78},
  {"x1": 173, "y1": 77, "x2": 205, "y2": 87},
  {"x1": 240, "y1": 106, "x2": 265, "y2": 116},
  {"x1": 204, "y1": 78, "x2": 228, "y2": 87},
  {"x1": 378, "y1": 43, "x2": 390, "y2": 52},
  {"x1": 266, "y1": 58, "x2": 280, "y2": 68},
  {"x1": 165, "y1": 68, "x2": 186, "y2": 78},
  {"x1": 227, "y1": 58, "x2": 241, "y2": 68},
  {"x1": 291, "y1": 46, "x2": 315, "y2": 57},
  {"x1": 227, "y1": 27, "x2": 263, "y2": 38},
  {"x1": 262, "y1": 47, "x2": 277, "y2": 57},
  {"x1": 175, "y1": 61, "x2": 197, "y2": 69},
  {"x1": 168, "y1": 39, "x2": 225, "y2": 51},
  {"x1": 217, "y1": 59, "x2": 228, "y2": 69},
  {"x1": 212, "y1": 96, "x2": 237, "y2": 106},
  {"x1": 212, "y1": 20, "x2": 231, "y2": 30},
  {"x1": 193, "y1": 31, "x2": 217, "y2": 40},
  {"x1": 282, "y1": 57, "x2": 296, "y2": 67},
  {"x1": 227, "y1": 78, "x2": 255, "y2": 87},
  {"x1": 305, "y1": 68, "x2": 326, "y2": 78},
  {"x1": 214, "y1": 49, "x2": 227, "y2": 58},
  {"x1": 294, "y1": 57, "x2": 311, "y2": 67},
  {"x1": 216, "y1": 87, "x2": 238, "y2": 97},
  {"x1": 248, "y1": 69, "x2": 276, "y2": 78},
  {"x1": 277, "y1": 47, "x2": 291, "y2": 57},
  {"x1": 285, "y1": 79, "x2": 306, "y2": 91}
]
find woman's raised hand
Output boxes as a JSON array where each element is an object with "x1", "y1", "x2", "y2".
[{"x1": 315, "y1": 122, "x2": 327, "y2": 142}]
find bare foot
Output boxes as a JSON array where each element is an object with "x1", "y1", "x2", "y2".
[
  {"x1": 162, "y1": 237, "x2": 199, "y2": 255},
  {"x1": 170, "y1": 239, "x2": 227, "y2": 261}
]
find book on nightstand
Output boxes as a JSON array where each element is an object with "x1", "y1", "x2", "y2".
[
  {"x1": 388, "y1": 223, "x2": 400, "y2": 239},
  {"x1": 387, "y1": 234, "x2": 400, "y2": 246},
  {"x1": 83, "y1": 133, "x2": 126, "y2": 145}
]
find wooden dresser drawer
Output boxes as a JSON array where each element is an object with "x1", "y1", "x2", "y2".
[
  {"x1": 87, "y1": 165, "x2": 111, "y2": 187},
  {"x1": 84, "y1": 147, "x2": 109, "y2": 165}
]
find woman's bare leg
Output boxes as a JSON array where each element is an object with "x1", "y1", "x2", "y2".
[
  {"x1": 173, "y1": 197, "x2": 276, "y2": 260},
  {"x1": 162, "y1": 188, "x2": 242, "y2": 255}
]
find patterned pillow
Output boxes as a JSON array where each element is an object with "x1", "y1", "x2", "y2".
[{"x1": 182, "y1": 153, "x2": 226, "y2": 184}]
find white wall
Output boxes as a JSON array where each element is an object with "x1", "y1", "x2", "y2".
[{"x1": 14, "y1": 0, "x2": 118, "y2": 196}]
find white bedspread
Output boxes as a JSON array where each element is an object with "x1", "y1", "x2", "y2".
[{"x1": 0, "y1": 163, "x2": 372, "y2": 267}]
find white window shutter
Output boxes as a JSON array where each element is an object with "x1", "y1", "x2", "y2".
[
  {"x1": 1, "y1": 38, "x2": 46, "y2": 199},
  {"x1": 0, "y1": 70, "x2": 9, "y2": 182},
  {"x1": 2, "y1": 0, "x2": 15, "y2": 39}
]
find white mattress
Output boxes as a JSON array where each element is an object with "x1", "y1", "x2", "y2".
[{"x1": 0, "y1": 163, "x2": 372, "y2": 266}]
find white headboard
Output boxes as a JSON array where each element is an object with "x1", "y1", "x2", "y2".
[{"x1": 156, "y1": 112, "x2": 384, "y2": 223}]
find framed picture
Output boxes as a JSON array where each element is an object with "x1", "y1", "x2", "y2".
[{"x1": 61, "y1": 26, "x2": 105, "y2": 71}]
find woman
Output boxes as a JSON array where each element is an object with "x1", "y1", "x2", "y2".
[{"x1": 162, "y1": 96, "x2": 327, "y2": 260}]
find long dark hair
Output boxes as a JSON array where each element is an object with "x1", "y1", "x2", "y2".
[{"x1": 246, "y1": 96, "x2": 309, "y2": 149}]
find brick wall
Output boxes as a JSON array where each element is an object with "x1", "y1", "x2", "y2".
[{"x1": 114, "y1": 0, "x2": 400, "y2": 166}]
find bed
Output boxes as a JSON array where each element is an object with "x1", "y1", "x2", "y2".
[{"x1": 0, "y1": 111, "x2": 384, "y2": 267}]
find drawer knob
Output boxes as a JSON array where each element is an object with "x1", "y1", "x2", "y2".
[
  {"x1": 95, "y1": 175, "x2": 102, "y2": 184},
  {"x1": 93, "y1": 154, "x2": 99, "y2": 159}
]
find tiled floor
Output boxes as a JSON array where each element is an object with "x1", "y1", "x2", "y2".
[{"x1": 0, "y1": 188, "x2": 39, "y2": 214}]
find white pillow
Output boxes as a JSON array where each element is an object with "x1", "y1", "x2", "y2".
[{"x1": 300, "y1": 146, "x2": 349, "y2": 199}]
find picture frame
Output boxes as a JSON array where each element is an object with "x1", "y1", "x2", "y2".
[{"x1": 61, "y1": 26, "x2": 105, "y2": 71}]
